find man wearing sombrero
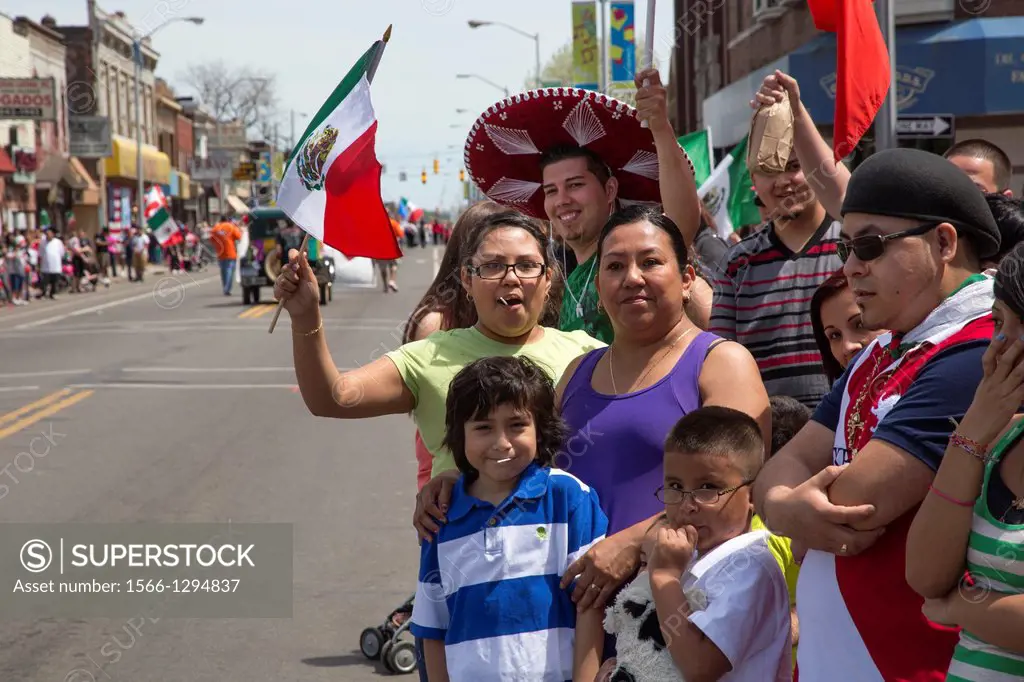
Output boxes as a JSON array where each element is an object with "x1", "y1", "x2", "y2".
[{"x1": 464, "y1": 68, "x2": 701, "y2": 342}]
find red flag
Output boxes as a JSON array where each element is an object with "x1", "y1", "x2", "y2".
[{"x1": 808, "y1": 0, "x2": 891, "y2": 161}]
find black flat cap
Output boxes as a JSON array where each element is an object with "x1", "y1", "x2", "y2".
[{"x1": 841, "y1": 148, "x2": 1001, "y2": 259}]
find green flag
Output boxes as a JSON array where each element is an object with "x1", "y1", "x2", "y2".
[
  {"x1": 677, "y1": 129, "x2": 713, "y2": 188},
  {"x1": 726, "y1": 137, "x2": 762, "y2": 229}
]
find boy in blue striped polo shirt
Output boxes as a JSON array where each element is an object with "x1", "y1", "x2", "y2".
[{"x1": 410, "y1": 356, "x2": 608, "y2": 682}]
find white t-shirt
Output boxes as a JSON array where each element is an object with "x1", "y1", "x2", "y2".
[
  {"x1": 42, "y1": 238, "x2": 65, "y2": 274},
  {"x1": 681, "y1": 530, "x2": 793, "y2": 682}
]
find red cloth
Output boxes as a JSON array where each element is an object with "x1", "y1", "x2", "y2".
[
  {"x1": 414, "y1": 431, "x2": 432, "y2": 492},
  {"x1": 808, "y1": 0, "x2": 891, "y2": 160}
]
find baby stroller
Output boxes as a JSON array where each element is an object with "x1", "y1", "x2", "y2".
[{"x1": 358, "y1": 594, "x2": 418, "y2": 674}]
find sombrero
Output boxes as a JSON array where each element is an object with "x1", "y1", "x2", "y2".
[{"x1": 464, "y1": 87, "x2": 693, "y2": 220}]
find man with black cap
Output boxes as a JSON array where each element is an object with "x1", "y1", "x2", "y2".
[{"x1": 753, "y1": 147, "x2": 1001, "y2": 681}]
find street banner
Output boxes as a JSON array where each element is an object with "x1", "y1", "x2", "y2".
[
  {"x1": 609, "y1": 1, "x2": 636, "y2": 93},
  {"x1": 572, "y1": 1, "x2": 600, "y2": 91}
]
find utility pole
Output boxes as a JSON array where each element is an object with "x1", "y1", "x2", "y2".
[
  {"x1": 874, "y1": 0, "x2": 898, "y2": 153},
  {"x1": 88, "y1": 0, "x2": 107, "y2": 230},
  {"x1": 598, "y1": 0, "x2": 608, "y2": 93}
]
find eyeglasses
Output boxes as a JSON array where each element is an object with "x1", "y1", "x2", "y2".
[
  {"x1": 836, "y1": 222, "x2": 941, "y2": 263},
  {"x1": 468, "y1": 262, "x2": 546, "y2": 280},
  {"x1": 654, "y1": 481, "x2": 753, "y2": 506}
]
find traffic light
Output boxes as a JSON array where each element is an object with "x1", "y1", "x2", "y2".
[
  {"x1": 433, "y1": 158, "x2": 439, "y2": 175},
  {"x1": 459, "y1": 169, "x2": 465, "y2": 182},
  {"x1": 421, "y1": 169, "x2": 427, "y2": 184}
]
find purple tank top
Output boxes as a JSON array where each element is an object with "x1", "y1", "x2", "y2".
[{"x1": 559, "y1": 332, "x2": 721, "y2": 535}]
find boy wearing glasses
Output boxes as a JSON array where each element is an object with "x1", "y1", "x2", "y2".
[{"x1": 600, "y1": 407, "x2": 792, "y2": 682}]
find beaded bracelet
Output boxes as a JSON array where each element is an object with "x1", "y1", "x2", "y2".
[
  {"x1": 928, "y1": 484, "x2": 975, "y2": 508},
  {"x1": 949, "y1": 431, "x2": 995, "y2": 463}
]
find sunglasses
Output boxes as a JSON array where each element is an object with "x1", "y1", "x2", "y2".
[{"x1": 836, "y1": 222, "x2": 941, "y2": 263}]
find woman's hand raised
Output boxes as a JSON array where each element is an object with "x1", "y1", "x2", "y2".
[{"x1": 273, "y1": 248, "x2": 320, "y2": 322}]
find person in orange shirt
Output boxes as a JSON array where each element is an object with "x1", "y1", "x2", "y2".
[{"x1": 210, "y1": 215, "x2": 243, "y2": 295}]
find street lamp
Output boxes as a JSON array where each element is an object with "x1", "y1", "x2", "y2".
[
  {"x1": 456, "y1": 73, "x2": 510, "y2": 97},
  {"x1": 468, "y1": 20, "x2": 541, "y2": 88},
  {"x1": 132, "y1": 16, "x2": 203, "y2": 232}
]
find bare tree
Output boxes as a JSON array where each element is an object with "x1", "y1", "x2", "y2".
[{"x1": 179, "y1": 61, "x2": 278, "y2": 136}]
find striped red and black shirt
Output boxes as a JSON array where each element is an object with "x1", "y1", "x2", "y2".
[{"x1": 709, "y1": 217, "x2": 843, "y2": 408}]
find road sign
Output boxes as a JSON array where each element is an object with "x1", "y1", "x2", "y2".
[
  {"x1": 68, "y1": 116, "x2": 112, "y2": 158},
  {"x1": 896, "y1": 115, "x2": 955, "y2": 139},
  {"x1": 257, "y1": 152, "x2": 272, "y2": 182}
]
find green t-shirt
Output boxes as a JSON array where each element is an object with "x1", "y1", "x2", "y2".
[
  {"x1": 559, "y1": 253, "x2": 615, "y2": 344},
  {"x1": 386, "y1": 326, "x2": 605, "y2": 476}
]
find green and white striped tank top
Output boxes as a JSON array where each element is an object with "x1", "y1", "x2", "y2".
[{"x1": 949, "y1": 418, "x2": 1024, "y2": 682}]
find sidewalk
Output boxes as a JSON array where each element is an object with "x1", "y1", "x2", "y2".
[{"x1": 0, "y1": 263, "x2": 215, "y2": 327}]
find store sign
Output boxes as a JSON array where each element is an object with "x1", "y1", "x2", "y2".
[
  {"x1": 0, "y1": 78, "x2": 57, "y2": 120},
  {"x1": 189, "y1": 150, "x2": 237, "y2": 181},
  {"x1": 69, "y1": 116, "x2": 113, "y2": 158}
]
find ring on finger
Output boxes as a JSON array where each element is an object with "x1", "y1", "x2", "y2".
[
  {"x1": 588, "y1": 583, "x2": 601, "y2": 591},
  {"x1": 839, "y1": 543, "x2": 848, "y2": 555}
]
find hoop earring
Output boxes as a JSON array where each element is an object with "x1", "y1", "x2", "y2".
[
  {"x1": 466, "y1": 292, "x2": 474, "y2": 302},
  {"x1": 596, "y1": 301, "x2": 605, "y2": 314}
]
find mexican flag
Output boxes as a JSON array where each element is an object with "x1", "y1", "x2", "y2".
[
  {"x1": 697, "y1": 136, "x2": 762, "y2": 238},
  {"x1": 677, "y1": 129, "x2": 714, "y2": 188},
  {"x1": 144, "y1": 185, "x2": 180, "y2": 246},
  {"x1": 277, "y1": 36, "x2": 401, "y2": 260}
]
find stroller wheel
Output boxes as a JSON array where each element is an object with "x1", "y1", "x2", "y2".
[
  {"x1": 380, "y1": 640, "x2": 395, "y2": 672},
  {"x1": 359, "y1": 627, "x2": 385, "y2": 659},
  {"x1": 387, "y1": 641, "x2": 418, "y2": 675}
]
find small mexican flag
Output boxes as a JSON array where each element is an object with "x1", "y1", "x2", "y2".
[
  {"x1": 277, "y1": 32, "x2": 401, "y2": 260},
  {"x1": 697, "y1": 136, "x2": 762, "y2": 238},
  {"x1": 144, "y1": 185, "x2": 180, "y2": 246}
]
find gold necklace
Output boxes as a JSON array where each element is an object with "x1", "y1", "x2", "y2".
[{"x1": 608, "y1": 326, "x2": 696, "y2": 395}]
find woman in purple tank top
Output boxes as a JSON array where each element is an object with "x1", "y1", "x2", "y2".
[{"x1": 555, "y1": 205, "x2": 771, "y2": 612}]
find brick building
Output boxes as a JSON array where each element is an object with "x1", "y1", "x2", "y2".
[
  {"x1": 18, "y1": 15, "x2": 99, "y2": 236},
  {"x1": 672, "y1": 0, "x2": 1024, "y2": 188},
  {"x1": 59, "y1": 6, "x2": 171, "y2": 232}
]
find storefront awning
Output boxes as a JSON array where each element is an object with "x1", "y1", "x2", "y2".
[
  {"x1": 34, "y1": 153, "x2": 90, "y2": 190},
  {"x1": 0, "y1": 148, "x2": 14, "y2": 174},
  {"x1": 227, "y1": 194, "x2": 250, "y2": 215},
  {"x1": 177, "y1": 171, "x2": 191, "y2": 199},
  {"x1": 790, "y1": 17, "x2": 1024, "y2": 123},
  {"x1": 103, "y1": 135, "x2": 172, "y2": 185}
]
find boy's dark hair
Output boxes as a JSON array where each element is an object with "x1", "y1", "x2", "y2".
[
  {"x1": 443, "y1": 356, "x2": 567, "y2": 484},
  {"x1": 539, "y1": 144, "x2": 613, "y2": 186},
  {"x1": 664, "y1": 406, "x2": 764, "y2": 480},
  {"x1": 945, "y1": 139, "x2": 1012, "y2": 193},
  {"x1": 984, "y1": 193, "x2": 1024, "y2": 262},
  {"x1": 768, "y1": 395, "x2": 811, "y2": 456}
]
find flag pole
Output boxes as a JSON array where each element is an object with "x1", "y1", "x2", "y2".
[
  {"x1": 269, "y1": 24, "x2": 394, "y2": 334},
  {"x1": 640, "y1": 0, "x2": 656, "y2": 130}
]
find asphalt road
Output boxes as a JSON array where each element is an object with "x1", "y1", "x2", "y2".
[{"x1": 0, "y1": 246, "x2": 444, "y2": 681}]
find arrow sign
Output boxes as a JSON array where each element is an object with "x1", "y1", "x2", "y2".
[{"x1": 896, "y1": 114, "x2": 955, "y2": 139}]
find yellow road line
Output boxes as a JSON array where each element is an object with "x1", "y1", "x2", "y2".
[
  {"x1": 0, "y1": 390, "x2": 94, "y2": 442},
  {"x1": 238, "y1": 305, "x2": 274, "y2": 319},
  {"x1": 0, "y1": 389, "x2": 72, "y2": 428}
]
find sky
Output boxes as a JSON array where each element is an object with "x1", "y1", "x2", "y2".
[{"x1": 4, "y1": 0, "x2": 680, "y2": 213}]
